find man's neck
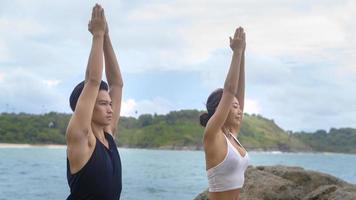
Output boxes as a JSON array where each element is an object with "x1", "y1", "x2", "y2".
[{"x1": 91, "y1": 122, "x2": 106, "y2": 141}]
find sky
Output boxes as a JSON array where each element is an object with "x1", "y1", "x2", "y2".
[{"x1": 0, "y1": 0, "x2": 355, "y2": 132}]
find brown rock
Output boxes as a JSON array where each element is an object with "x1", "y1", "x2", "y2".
[{"x1": 194, "y1": 165, "x2": 356, "y2": 200}]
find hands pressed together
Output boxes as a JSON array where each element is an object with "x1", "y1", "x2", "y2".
[
  {"x1": 229, "y1": 27, "x2": 246, "y2": 53},
  {"x1": 88, "y1": 4, "x2": 108, "y2": 37}
]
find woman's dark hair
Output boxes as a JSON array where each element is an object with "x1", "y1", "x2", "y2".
[
  {"x1": 69, "y1": 80, "x2": 109, "y2": 112},
  {"x1": 200, "y1": 88, "x2": 223, "y2": 127}
]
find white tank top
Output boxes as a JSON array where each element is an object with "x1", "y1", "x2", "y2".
[{"x1": 207, "y1": 133, "x2": 249, "y2": 192}]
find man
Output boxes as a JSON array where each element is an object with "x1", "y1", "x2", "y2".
[{"x1": 66, "y1": 4, "x2": 123, "y2": 200}]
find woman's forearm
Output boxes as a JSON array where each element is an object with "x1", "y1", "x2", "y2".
[
  {"x1": 236, "y1": 51, "x2": 245, "y2": 110},
  {"x1": 224, "y1": 51, "x2": 243, "y2": 94}
]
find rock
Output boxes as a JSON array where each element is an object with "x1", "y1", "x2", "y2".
[{"x1": 194, "y1": 165, "x2": 356, "y2": 200}]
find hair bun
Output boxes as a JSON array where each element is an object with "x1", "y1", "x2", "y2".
[{"x1": 199, "y1": 113, "x2": 210, "y2": 127}]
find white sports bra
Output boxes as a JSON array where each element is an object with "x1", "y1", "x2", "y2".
[{"x1": 207, "y1": 133, "x2": 249, "y2": 192}]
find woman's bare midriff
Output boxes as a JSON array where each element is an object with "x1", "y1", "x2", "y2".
[{"x1": 208, "y1": 188, "x2": 240, "y2": 200}]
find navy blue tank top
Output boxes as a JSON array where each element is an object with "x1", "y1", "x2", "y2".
[{"x1": 66, "y1": 132, "x2": 122, "y2": 200}]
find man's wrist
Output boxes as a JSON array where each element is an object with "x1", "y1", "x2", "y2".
[
  {"x1": 93, "y1": 32, "x2": 105, "y2": 38},
  {"x1": 104, "y1": 33, "x2": 110, "y2": 40},
  {"x1": 232, "y1": 49, "x2": 243, "y2": 56}
]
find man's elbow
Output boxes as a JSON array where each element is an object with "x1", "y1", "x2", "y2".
[{"x1": 110, "y1": 81, "x2": 123, "y2": 88}]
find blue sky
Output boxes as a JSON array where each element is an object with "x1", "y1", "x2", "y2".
[{"x1": 0, "y1": 0, "x2": 355, "y2": 132}]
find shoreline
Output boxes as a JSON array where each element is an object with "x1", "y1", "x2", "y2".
[
  {"x1": 120, "y1": 147, "x2": 356, "y2": 155},
  {"x1": 0, "y1": 143, "x2": 66, "y2": 148},
  {"x1": 1, "y1": 143, "x2": 355, "y2": 155}
]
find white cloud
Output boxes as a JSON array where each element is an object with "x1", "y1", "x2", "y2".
[
  {"x1": 0, "y1": 17, "x2": 48, "y2": 62},
  {"x1": 0, "y1": 41, "x2": 11, "y2": 62},
  {"x1": 43, "y1": 80, "x2": 61, "y2": 88},
  {"x1": 2, "y1": 0, "x2": 354, "y2": 73},
  {"x1": 0, "y1": 68, "x2": 68, "y2": 113},
  {"x1": 122, "y1": 0, "x2": 356, "y2": 69},
  {"x1": 0, "y1": 72, "x2": 5, "y2": 82},
  {"x1": 244, "y1": 99, "x2": 261, "y2": 114},
  {"x1": 121, "y1": 99, "x2": 137, "y2": 116},
  {"x1": 121, "y1": 97, "x2": 174, "y2": 117},
  {"x1": 0, "y1": 18, "x2": 47, "y2": 37}
]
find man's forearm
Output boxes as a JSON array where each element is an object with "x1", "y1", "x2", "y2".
[
  {"x1": 86, "y1": 35, "x2": 105, "y2": 83},
  {"x1": 104, "y1": 34, "x2": 123, "y2": 87}
]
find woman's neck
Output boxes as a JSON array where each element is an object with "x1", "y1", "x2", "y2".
[{"x1": 222, "y1": 125, "x2": 238, "y2": 137}]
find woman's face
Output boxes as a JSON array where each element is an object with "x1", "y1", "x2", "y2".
[
  {"x1": 92, "y1": 90, "x2": 113, "y2": 126},
  {"x1": 226, "y1": 97, "x2": 242, "y2": 127}
]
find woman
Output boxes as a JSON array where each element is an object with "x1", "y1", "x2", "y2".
[
  {"x1": 200, "y1": 27, "x2": 248, "y2": 200},
  {"x1": 66, "y1": 4, "x2": 123, "y2": 200}
]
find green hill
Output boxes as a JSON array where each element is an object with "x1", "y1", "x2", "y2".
[
  {"x1": 0, "y1": 110, "x2": 355, "y2": 153},
  {"x1": 238, "y1": 114, "x2": 310, "y2": 151},
  {"x1": 294, "y1": 128, "x2": 356, "y2": 153},
  {"x1": 117, "y1": 110, "x2": 204, "y2": 149}
]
